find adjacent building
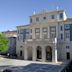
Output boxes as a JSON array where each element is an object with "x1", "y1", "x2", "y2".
[
  {"x1": 2, "y1": 30, "x2": 17, "y2": 55},
  {"x1": 16, "y1": 10, "x2": 72, "y2": 63}
]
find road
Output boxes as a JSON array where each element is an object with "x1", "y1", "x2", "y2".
[{"x1": 0, "y1": 56, "x2": 66, "y2": 72}]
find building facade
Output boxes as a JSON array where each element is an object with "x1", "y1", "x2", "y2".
[
  {"x1": 2, "y1": 30, "x2": 17, "y2": 55},
  {"x1": 16, "y1": 10, "x2": 72, "y2": 63}
]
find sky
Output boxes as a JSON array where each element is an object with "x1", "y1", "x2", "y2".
[{"x1": 0, "y1": 0, "x2": 72, "y2": 32}]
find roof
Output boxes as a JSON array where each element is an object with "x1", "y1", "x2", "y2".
[
  {"x1": 64, "y1": 18, "x2": 72, "y2": 22},
  {"x1": 30, "y1": 10, "x2": 65, "y2": 17}
]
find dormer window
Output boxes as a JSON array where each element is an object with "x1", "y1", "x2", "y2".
[
  {"x1": 36, "y1": 17, "x2": 39, "y2": 22},
  {"x1": 60, "y1": 13, "x2": 63, "y2": 19},
  {"x1": 51, "y1": 15, "x2": 55, "y2": 19}
]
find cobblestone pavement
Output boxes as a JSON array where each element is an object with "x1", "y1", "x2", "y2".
[{"x1": 0, "y1": 56, "x2": 66, "y2": 72}]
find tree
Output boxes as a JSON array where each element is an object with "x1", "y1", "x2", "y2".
[{"x1": 0, "y1": 33, "x2": 9, "y2": 53}]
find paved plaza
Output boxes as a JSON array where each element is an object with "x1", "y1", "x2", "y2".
[{"x1": 0, "y1": 56, "x2": 66, "y2": 72}]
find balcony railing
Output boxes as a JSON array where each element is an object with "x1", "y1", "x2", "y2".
[{"x1": 25, "y1": 38, "x2": 58, "y2": 44}]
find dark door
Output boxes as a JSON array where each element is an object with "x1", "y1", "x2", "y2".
[{"x1": 66, "y1": 52, "x2": 70, "y2": 60}]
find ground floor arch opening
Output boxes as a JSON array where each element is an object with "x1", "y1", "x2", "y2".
[
  {"x1": 36, "y1": 46, "x2": 42, "y2": 60},
  {"x1": 46, "y1": 46, "x2": 52, "y2": 61}
]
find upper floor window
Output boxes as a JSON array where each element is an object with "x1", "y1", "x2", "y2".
[
  {"x1": 65, "y1": 31, "x2": 70, "y2": 40},
  {"x1": 30, "y1": 18, "x2": 32, "y2": 23},
  {"x1": 17, "y1": 30, "x2": 19, "y2": 34},
  {"x1": 50, "y1": 26, "x2": 56, "y2": 32},
  {"x1": 51, "y1": 15, "x2": 55, "y2": 19},
  {"x1": 26, "y1": 29, "x2": 32, "y2": 34},
  {"x1": 35, "y1": 28, "x2": 40, "y2": 33},
  {"x1": 60, "y1": 13, "x2": 63, "y2": 19},
  {"x1": 60, "y1": 26, "x2": 63, "y2": 31},
  {"x1": 43, "y1": 17, "x2": 46, "y2": 20},
  {"x1": 66, "y1": 46, "x2": 70, "y2": 49},
  {"x1": 65, "y1": 24, "x2": 70, "y2": 29},
  {"x1": 42, "y1": 28, "x2": 48, "y2": 32},
  {"x1": 36, "y1": 17, "x2": 39, "y2": 22},
  {"x1": 61, "y1": 33, "x2": 63, "y2": 40},
  {"x1": 20, "y1": 29, "x2": 24, "y2": 34}
]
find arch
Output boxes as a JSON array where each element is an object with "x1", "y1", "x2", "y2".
[
  {"x1": 45, "y1": 46, "x2": 52, "y2": 61},
  {"x1": 36, "y1": 46, "x2": 42, "y2": 59}
]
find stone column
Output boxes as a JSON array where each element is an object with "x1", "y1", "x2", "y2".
[
  {"x1": 32, "y1": 46, "x2": 36, "y2": 61},
  {"x1": 52, "y1": 42, "x2": 57, "y2": 63},
  {"x1": 40, "y1": 28, "x2": 42, "y2": 39},
  {"x1": 32, "y1": 28, "x2": 35, "y2": 39},
  {"x1": 24, "y1": 45, "x2": 28, "y2": 60},
  {"x1": 42, "y1": 47, "x2": 46, "y2": 62}
]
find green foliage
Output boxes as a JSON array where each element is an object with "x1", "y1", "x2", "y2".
[{"x1": 0, "y1": 33, "x2": 9, "y2": 53}]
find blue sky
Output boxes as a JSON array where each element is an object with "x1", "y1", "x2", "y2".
[{"x1": 0, "y1": 0, "x2": 72, "y2": 32}]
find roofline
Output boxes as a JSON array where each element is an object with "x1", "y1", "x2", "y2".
[{"x1": 29, "y1": 10, "x2": 65, "y2": 17}]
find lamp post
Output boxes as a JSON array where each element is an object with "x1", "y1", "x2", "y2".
[{"x1": 53, "y1": 38, "x2": 57, "y2": 63}]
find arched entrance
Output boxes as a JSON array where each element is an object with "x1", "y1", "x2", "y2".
[
  {"x1": 37, "y1": 46, "x2": 42, "y2": 59},
  {"x1": 46, "y1": 46, "x2": 52, "y2": 61}
]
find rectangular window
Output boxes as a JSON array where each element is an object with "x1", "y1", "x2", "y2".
[
  {"x1": 50, "y1": 26, "x2": 56, "y2": 32},
  {"x1": 60, "y1": 13, "x2": 63, "y2": 19},
  {"x1": 60, "y1": 26, "x2": 63, "y2": 31},
  {"x1": 51, "y1": 15, "x2": 55, "y2": 19},
  {"x1": 65, "y1": 24, "x2": 70, "y2": 29},
  {"x1": 42, "y1": 28, "x2": 48, "y2": 32},
  {"x1": 36, "y1": 17, "x2": 39, "y2": 21},
  {"x1": 17, "y1": 30, "x2": 19, "y2": 34},
  {"x1": 65, "y1": 31, "x2": 70, "y2": 40},
  {"x1": 66, "y1": 52, "x2": 70, "y2": 60},
  {"x1": 50, "y1": 26, "x2": 56, "y2": 38},
  {"x1": 20, "y1": 29, "x2": 24, "y2": 34},
  {"x1": 66, "y1": 46, "x2": 70, "y2": 49},
  {"x1": 35, "y1": 28, "x2": 40, "y2": 33},
  {"x1": 61, "y1": 33, "x2": 63, "y2": 40}
]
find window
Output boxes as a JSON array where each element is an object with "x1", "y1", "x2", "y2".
[
  {"x1": 50, "y1": 26, "x2": 56, "y2": 32},
  {"x1": 20, "y1": 29, "x2": 24, "y2": 34},
  {"x1": 26, "y1": 29, "x2": 32, "y2": 34},
  {"x1": 60, "y1": 13, "x2": 63, "y2": 19},
  {"x1": 20, "y1": 50, "x2": 22, "y2": 56},
  {"x1": 17, "y1": 30, "x2": 19, "y2": 34},
  {"x1": 43, "y1": 17, "x2": 46, "y2": 20},
  {"x1": 20, "y1": 46, "x2": 23, "y2": 48},
  {"x1": 66, "y1": 46, "x2": 70, "y2": 49},
  {"x1": 60, "y1": 26, "x2": 63, "y2": 31},
  {"x1": 36, "y1": 17, "x2": 39, "y2": 21},
  {"x1": 50, "y1": 26, "x2": 56, "y2": 38},
  {"x1": 61, "y1": 33, "x2": 63, "y2": 40},
  {"x1": 35, "y1": 28, "x2": 40, "y2": 33},
  {"x1": 42, "y1": 28, "x2": 48, "y2": 32},
  {"x1": 51, "y1": 15, "x2": 55, "y2": 19},
  {"x1": 65, "y1": 24, "x2": 70, "y2": 29},
  {"x1": 30, "y1": 18, "x2": 32, "y2": 23},
  {"x1": 66, "y1": 52, "x2": 70, "y2": 60},
  {"x1": 65, "y1": 31, "x2": 70, "y2": 39},
  {"x1": 17, "y1": 36, "x2": 19, "y2": 40}
]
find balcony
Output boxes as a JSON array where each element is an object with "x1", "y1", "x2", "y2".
[{"x1": 25, "y1": 38, "x2": 57, "y2": 44}]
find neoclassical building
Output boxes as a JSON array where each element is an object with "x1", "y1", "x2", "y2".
[{"x1": 16, "y1": 10, "x2": 72, "y2": 63}]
